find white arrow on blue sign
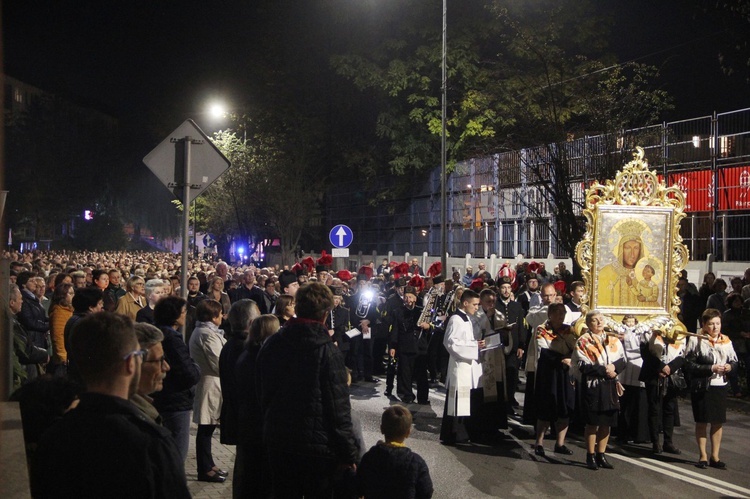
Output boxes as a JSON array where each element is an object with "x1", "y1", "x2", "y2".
[{"x1": 329, "y1": 225, "x2": 353, "y2": 248}]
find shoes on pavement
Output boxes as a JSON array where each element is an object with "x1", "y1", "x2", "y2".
[
  {"x1": 364, "y1": 377, "x2": 379, "y2": 383},
  {"x1": 662, "y1": 442, "x2": 681, "y2": 455},
  {"x1": 400, "y1": 397, "x2": 416, "y2": 404},
  {"x1": 696, "y1": 460, "x2": 709, "y2": 469},
  {"x1": 554, "y1": 444, "x2": 573, "y2": 455},
  {"x1": 709, "y1": 458, "x2": 727, "y2": 470},
  {"x1": 417, "y1": 400, "x2": 430, "y2": 405},
  {"x1": 586, "y1": 453, "x2": 599, "y2": 470},
  {"x1": 212, "y1": 467, "x2": 228, "y2": 477},
  {"x1": 384, "y1": 389, "x2": 393, "y2": 397},
  {"x1": 652, "y1": 443, "x2": 663, "y2": 454},
  {"x1": 198, "y1": 471, "x2": 226, "y2": 483},
  {"x1": 595, "y1": 453, "x2": 614, "y2": 469},
  {"x1": 534, "y1": 445, "x2": 545, "y2": 457}
]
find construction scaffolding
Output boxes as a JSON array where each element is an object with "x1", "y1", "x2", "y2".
[{"x1": 325, "y1": 108, "x2": 750, "y2": 261}]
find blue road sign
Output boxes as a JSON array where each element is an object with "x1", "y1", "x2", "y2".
[{"x1": 329, "y1": 225, "x2": 353, "y2": 248}]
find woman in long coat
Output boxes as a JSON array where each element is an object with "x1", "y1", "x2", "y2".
[{"x1": 189, "y1": 299, "x2": 228, "y2": 482}]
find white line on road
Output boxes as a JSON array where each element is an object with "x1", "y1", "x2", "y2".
[{"x1": 609, "y1": 453, "x2": 750, "y2": 498}]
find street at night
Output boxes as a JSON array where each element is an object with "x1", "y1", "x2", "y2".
[
  {"x1": 4, "y1": 1, "x2": 750, "y2": 498},
  {"x1": 185, "y1": 374, "x2": 750, "y2": 498}
]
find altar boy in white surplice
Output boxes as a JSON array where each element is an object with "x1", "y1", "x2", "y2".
[{"x1": 440, "y1": 289, "x2": 484, "y2": 445}]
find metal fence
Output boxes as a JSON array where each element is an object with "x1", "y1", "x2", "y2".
[{"x1": 326, "y1": 108, "x2": 750, "y2": 261}]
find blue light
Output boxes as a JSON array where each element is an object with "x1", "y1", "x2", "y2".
[{"x1": 237, "y1": 247, "x2": 244, "y2": 255}]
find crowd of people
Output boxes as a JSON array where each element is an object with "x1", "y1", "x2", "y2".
[
  {"x1": 5, "y1": 248, "x2": 749, "y2": 496},
  {"x1": 6, "y1": 249, "x2": 436, "y2": 498}
]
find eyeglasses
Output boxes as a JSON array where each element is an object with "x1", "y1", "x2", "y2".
[
  {"x1": 123, "y1": 348, "x2": 148, "y2": 361},
  {"x1": 143, "y1": 355, "x2": 168, "y2": 367}
]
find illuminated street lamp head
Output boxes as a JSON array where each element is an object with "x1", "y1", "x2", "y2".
[{"x1": 209, "y1": 102, "x2": 227, "y2": 119}]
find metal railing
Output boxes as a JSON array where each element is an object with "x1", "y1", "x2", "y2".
[{"x1": 326, "y1": 108, "x2": 750, "y2": 261}]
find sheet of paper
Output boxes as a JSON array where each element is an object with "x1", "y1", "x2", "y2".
[
  {"x1": 345, "y1": 328, "x2": 361, "y2": 339},
  {"x1": 481, "y1": 333, "x2": 502, "y2": 351},
  {"x1": 362, "y1": 330, "x2": 372, "y2": 340}
]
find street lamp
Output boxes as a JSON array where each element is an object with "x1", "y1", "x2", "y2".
[
  {"x1": 440, "y1": 0, "x2": 448, "y2": 279},
  {"x1": 208, "y1": 102, "x2": 227, "y2": 120}
]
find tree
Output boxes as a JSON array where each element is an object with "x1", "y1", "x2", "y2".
[
  {"x1": 201, "y1": 113, "x2": 326, "y2": 265},
  {"x1": 332, "y1": 0, "x2": 673, "y2": 266},
  {"x1": 693, "y1": 0, "x2": 750, "y2": 84}
]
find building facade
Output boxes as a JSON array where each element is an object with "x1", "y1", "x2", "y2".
[{"x1": 326, "y1": 107, "x2": 750, "y2": 262}]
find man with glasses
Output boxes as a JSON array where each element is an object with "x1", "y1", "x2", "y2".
[
  {"x1": 131, "y1": 323, "x2": 171, "y2": 424},
  {"x1": 33, "y1": 312, "x2": 190, "y2": 498}
]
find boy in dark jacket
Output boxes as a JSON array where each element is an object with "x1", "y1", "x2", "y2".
[{"x1": 358, "y1": 405, "x2": 433, "y2": 499}]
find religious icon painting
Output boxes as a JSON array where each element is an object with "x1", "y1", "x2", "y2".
[
  {"x1": 574, "y1": 147, "x2": 690, "y2": 335},
  {"x1": 591, "y1": 205, "x2": 673, "y2": 314}
]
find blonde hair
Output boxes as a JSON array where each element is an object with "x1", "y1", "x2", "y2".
[{"x1": 247, "y1": 314, "x2": 280, "y2": 347}]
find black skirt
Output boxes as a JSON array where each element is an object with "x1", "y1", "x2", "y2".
[{"x1": 691, "y1": 384, "x2": 728, "y2": 423}]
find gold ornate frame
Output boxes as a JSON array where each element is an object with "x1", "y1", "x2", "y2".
[{"x1": 575, "y1": 147, "x2": 689, "y2": 334}]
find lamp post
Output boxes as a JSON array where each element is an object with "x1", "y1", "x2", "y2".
[{"x1": 440, "y1": 0, "x2": 448, "y2": 278}]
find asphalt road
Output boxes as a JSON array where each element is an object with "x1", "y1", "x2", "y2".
[{"x1": 351, "y1": 375, "x2": 750, "y2": 499}]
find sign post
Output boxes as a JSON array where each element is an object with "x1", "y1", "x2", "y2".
[{"x1": 144, "y1": 120, "x2": 230, "y2": 335}]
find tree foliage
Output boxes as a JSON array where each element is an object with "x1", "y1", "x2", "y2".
[
  {"x1": 200, "y1": 113, "x2": 325, "y2": 265},
  {"x1": 331, "y1": 0, "x2": 674, "y2": 262},
  {"x1": 694, "y1": 0, "x2": 750, "y2": 84}
]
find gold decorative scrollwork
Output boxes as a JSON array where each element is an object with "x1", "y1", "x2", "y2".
[{"x1": 575, "y1": 147, "x2": 689, "y2": 339}]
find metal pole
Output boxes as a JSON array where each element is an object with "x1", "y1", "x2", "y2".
[
  {"x1": 1, "y1": 259, "x2": 11, "y2": 400},
  {"x1": 440, "y1": 0, "x2": 448, "y2": 277},
  {"x1": 711, "y1": 111, "x2": 719, "y2": 258},
  {"x1": 192, "y1": 200, "x2": 197, "y2": 259},
  {"x1": 181, "y1": 137, "x2": 192, "y2": 315}
]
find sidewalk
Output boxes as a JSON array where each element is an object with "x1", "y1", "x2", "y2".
[{"x1": 185, "y1": 423, "x2": 234, "y2": 499}]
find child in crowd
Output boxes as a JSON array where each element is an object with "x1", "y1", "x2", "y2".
[{"x1": 357, "y1": 405, "x2": 433, "y2": 499}]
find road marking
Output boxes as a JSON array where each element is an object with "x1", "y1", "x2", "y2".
[{"x1": 609, "y1": 453, "x2": 750, "y2": 498}]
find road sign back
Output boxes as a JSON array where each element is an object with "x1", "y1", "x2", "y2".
[{"x1": 143, "y1": 119, "x2": 230, "y2": 203}]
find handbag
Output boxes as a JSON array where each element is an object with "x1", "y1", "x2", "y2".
[{"x1": 669, "y1": 370, "x2": 687, "y2": 390}]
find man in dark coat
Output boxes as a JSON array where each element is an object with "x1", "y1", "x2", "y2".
[
  {"x1": 495, "y1": 278, "x2": 525, "y2": 413},
  {"x1": 381, "y1": 279, "x2": 406, "y2": 396},
  {"x1": 327, "y1": 286, "x2": 351, "y2": 354},
  {"x1": 32, "y1": 312, "x2": 190, "y2": 498},
  {"x1": 347, "y1": 278, "x2": 381, "y2": 382},
  {"x1": 257, "y1": 282, "x2": 358, "y2": 498},
  {"x1": 231, "y1": 270, "x2": 264, "y2": 304},
  {"x1": 9, "y1": 284, "x2": 49, "y2": 386},
  {"x1": 17, "y1": 271, "x2": 50, "y2": 353},
  {"x1": 389, "y1": 286, "x2": 432, "y2": 404}
]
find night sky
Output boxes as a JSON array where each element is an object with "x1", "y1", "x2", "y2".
[{"x1": 4, "y1": 0, "x2": 748, "y2": 155}]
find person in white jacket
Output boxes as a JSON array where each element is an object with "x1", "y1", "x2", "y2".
[
  {"x1": 440, "y1": 289, "x2": 484, "y2": 445},
  {"x1": 189, "y1": 299, "x2": 228, "y2": 482}
]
